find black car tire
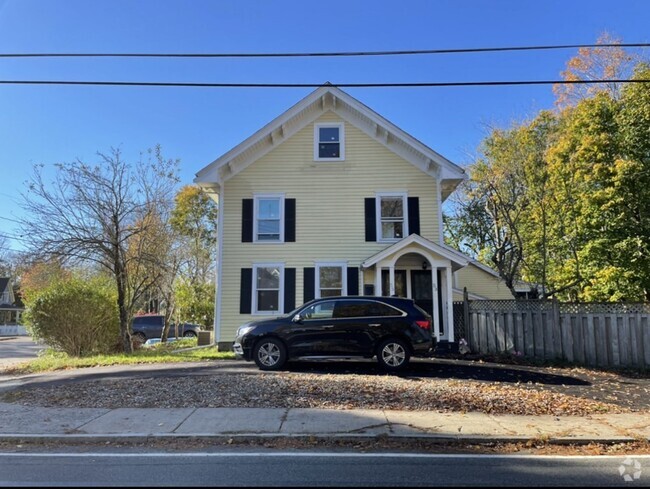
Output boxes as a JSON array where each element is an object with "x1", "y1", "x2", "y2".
[
  {"x1": 253, "y1": 338, "x2": 288, "y2": 371},
  {"x1": 376, "y1": 338, "x2": 411, "y2": 371},
  {"x1": 183, "y1": 331, "x2": 197, "y2": 338}
]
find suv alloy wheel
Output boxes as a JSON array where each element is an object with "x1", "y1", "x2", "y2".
[
  {"x1": 253, "y1": 338, "x2": 288, "y2": 371},
  {"x1": 377, "y1": 338, "x2": 411, "y2": 371}
]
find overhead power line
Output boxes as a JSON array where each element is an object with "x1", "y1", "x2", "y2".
[
  {"x1": 0, "y1": 79, "x2": 648, "y2": 89},
  {"x1": 0, "y1": 43, "x2": 648, "y2": 58}
]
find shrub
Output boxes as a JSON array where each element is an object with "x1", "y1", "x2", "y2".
[{"x1": 25, "y1": 277, "x2": 120, "y2": 356}]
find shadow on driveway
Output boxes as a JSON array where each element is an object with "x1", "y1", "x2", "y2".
[{"x1": 285, "y1": 358, "x2": 591, "y2": 386}]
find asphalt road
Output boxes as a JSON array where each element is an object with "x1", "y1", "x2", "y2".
[
  {"x1": 0, "y1": 452, "x2": 646, "y2": 487},
  {"x1": 0, "y1": 337, "x2": 43, "y2": 368}
]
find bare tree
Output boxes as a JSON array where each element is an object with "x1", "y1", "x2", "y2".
[
  {"x1": 19, "y1": 146, "x2": 179, "y2": 352},
  {"x1": 0, "y1": 234, "x2": 10, "y2": 276}
]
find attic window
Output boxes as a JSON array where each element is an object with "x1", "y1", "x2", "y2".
[{"x1": 314, "y1": 123, "x2": 345, "y2": 161}]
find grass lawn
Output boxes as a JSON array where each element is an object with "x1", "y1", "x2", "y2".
[{"x1": 3, "y1": 339, "x2": 236, "y2": 375}]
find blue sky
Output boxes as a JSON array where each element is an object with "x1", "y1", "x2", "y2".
[{"x1": 1, "y1": 0, "x2": 649, "y2": 251}]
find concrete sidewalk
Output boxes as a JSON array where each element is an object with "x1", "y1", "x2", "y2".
[{"x1": 0, "y1": 402, "x2": 648, "y2": 443}]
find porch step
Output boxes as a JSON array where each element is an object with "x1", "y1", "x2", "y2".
[{"x1": 434, "y1": 340, "x2": 459, "y2": 356}]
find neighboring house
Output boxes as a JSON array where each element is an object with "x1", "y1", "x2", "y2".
[
  {"x1": 194, "y1": 84, "x2": 513, "y2": 350},
  {"x1": 0, "y1": 277, "x2": 23, "y2": 325}
]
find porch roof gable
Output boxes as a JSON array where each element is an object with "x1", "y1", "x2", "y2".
[{"x1": 362, "y1": 234, "x2": 470, "y2": 271}]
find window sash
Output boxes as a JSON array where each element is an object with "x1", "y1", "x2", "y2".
[
  {"x1": 381, "y1": 221, "x2": 404, "y2": 240},
  {"x1": 380, "y1": 198, "x2": 403, "y2": 218},
  {"x1": 254, "y1": 265, "x2": 282, "y2": 313},
  {"x1": 314, "y1": 123, "x2": 344, "y2": 160},
  {"x1": 319, "y1": 127, "x2": 340, "y2": 143},
  {"x1": 377, "y1": 194, "x2": 407, "y2": 241},
  {"x1": 254, "y1": 196, "x2": 283, "y2": 242},
  {"x1": 256, "y1": 290, "x2": 279, "y2": 312},
  {"x1": 318, "y1": 142, "x2": 340, "y2": 159},
  {"x1": 315, "y1": 263, "x2": 347, "y2": 298}
]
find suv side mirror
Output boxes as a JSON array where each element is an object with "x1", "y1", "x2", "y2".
[{"x1": 292, "y1": 314, "x2": 303, "y2": 324}]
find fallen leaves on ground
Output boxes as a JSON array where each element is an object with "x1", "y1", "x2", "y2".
[{"x1": 2, "y1": 371, "x2": 630, "y2": 416}]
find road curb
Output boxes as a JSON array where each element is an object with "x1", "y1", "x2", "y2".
[{"x1": 0, "y1": 433, "x2": 642, "y2": 445}]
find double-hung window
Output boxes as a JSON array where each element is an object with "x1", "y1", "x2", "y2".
[
  {"x1": 254, "y1": 195, "x2": 284, "y2": 242},
  {"x1": 314, "y1": 123, "x2": 345, "y2": 161},
  {"x1": 316, "y1": 263, "x2": 347, "y2": 298},
  {"x1": 376, "y1": 193, "x2": 408, "y2": 242},
  {"x1": 253, "y1": 264, "x2": 284, "y2": 314}
]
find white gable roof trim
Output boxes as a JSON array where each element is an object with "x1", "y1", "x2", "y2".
[
  {"x1": 194, "y1": 85, "x2": 466, "y2": 194},
  {"x1": 362, "y1": 234, "x2": 470, "y2": 270}
]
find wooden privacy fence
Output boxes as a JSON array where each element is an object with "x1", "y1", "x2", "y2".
[{"x1": 461, "y1": 298, "x2": 650, "y2": 368}]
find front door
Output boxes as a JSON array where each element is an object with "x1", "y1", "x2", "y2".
[
  {"x1": 410, "y1": 270, "x2": 433, "y2": 316},
  {"x1": 410, "y1": 270, "x2": 444, "y2": 336}
]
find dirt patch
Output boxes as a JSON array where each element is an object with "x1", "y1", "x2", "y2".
[{"x1": 1, "y1": 437, "x2": 649, "y2": 456}]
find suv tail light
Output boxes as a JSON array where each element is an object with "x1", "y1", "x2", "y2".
[{"x1": 415, "y1": 319, "x2": 431, "y2": 330}]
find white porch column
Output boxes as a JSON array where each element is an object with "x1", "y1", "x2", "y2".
[
  {"x1": 431, "y1": 269, "x2": 440, "y2": 340},
  {"x1": 389, "y1": 265, "x2": 396, "y2": 296},
  {"x1": 446, "y1": 266, "x2": 455, "y2": 343},
  {"x1": 375, "y1": 266, "x2": 382, "y2": 296}
]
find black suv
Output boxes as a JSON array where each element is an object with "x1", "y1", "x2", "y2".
[
  {"x1": 131, "y1": 315, "x2": 202, "y2": 343},
  {"x1": 233, "y1": 296, "x2": 435, "y2": 371}
]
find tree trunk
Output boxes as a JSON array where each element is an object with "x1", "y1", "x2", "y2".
[{"x1": 115, "y1": 260, "x2": 133, "y2": 354}]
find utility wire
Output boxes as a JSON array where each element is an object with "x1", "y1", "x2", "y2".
[
  {"x1": 0, "y1": 43, "x2": 649, "y2": 58},
  {"x1": 0, "y1": 79, "x2": 648, "y2": 88}
]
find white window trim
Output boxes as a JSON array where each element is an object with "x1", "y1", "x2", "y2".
[
  {"x1": 375, "y1": 192, "x2": 409, "y2": 243},
  {"x1": 314, "y1": 122, "x2": 345, "y2": 162},
  {"x1": 315, "y1": 262, "x2": 348, "y2": 298},
  {"x1": 252, "y1": 263, "x2": 285, "y2": 316},
  {"x1": 253, "y1": 193, "x2": 285, "y2": 244}
]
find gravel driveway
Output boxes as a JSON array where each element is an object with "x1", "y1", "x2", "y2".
[{"x1": 2, "y1": 358, "x2": 648, "y2": 416}]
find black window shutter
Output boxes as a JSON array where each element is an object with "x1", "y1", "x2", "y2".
[
  {"x1": 284, "y1": 268, "x2": 296, "y2": 313},
  {"x1": 285, "y1": 199, "x2": 296, "y2": 242},
  {"x1": 347, "y1": 267, "x2": 359, "y2": 296},
  {"x1": 242, "y1": 199, "x2": 253, "y2": 243},
  {"x1": 408, "y1": 197, "x2": 420, "y2": 236},
  {"x1": 364, "y1": 198, "x2": 376, "y2": 242},
  {"x1": 303, "y1": 267, "x2": 315, "y2": 303},
  {"x1": 239, "y1": 268, "x2": 253, "y2": 314}
]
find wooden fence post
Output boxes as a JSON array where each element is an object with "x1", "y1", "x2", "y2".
[
  {"x1": 463, "y1": 287, "x2": 471, "y2": 349},
  {"x1": 552, "y1": 298, "x2": 562, "y2": 360}
]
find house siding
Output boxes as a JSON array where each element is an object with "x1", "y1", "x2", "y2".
[
  {"x1": 453, "y1": 264, "x2": 514, "y2": 300},
  {"x1": 219, "y1": 111, "x2": 441, "y2": 341}
]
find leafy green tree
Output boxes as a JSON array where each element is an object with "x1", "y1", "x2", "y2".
[
  {"x1": 449, "y1": 59, "x2": 650, "y2": 302},
  {"x1": 174, "y1": 280, "x2": 214, "y2": 329},
  {"x1": 169, "y1": 185, "x2": 217, "y2": 330},
  {"x1": 446, "y1": 114, "x2": 558, "y2": 295},
  {"x1": 170, "y1": 185, "x2": 218, "y2": 285}
]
